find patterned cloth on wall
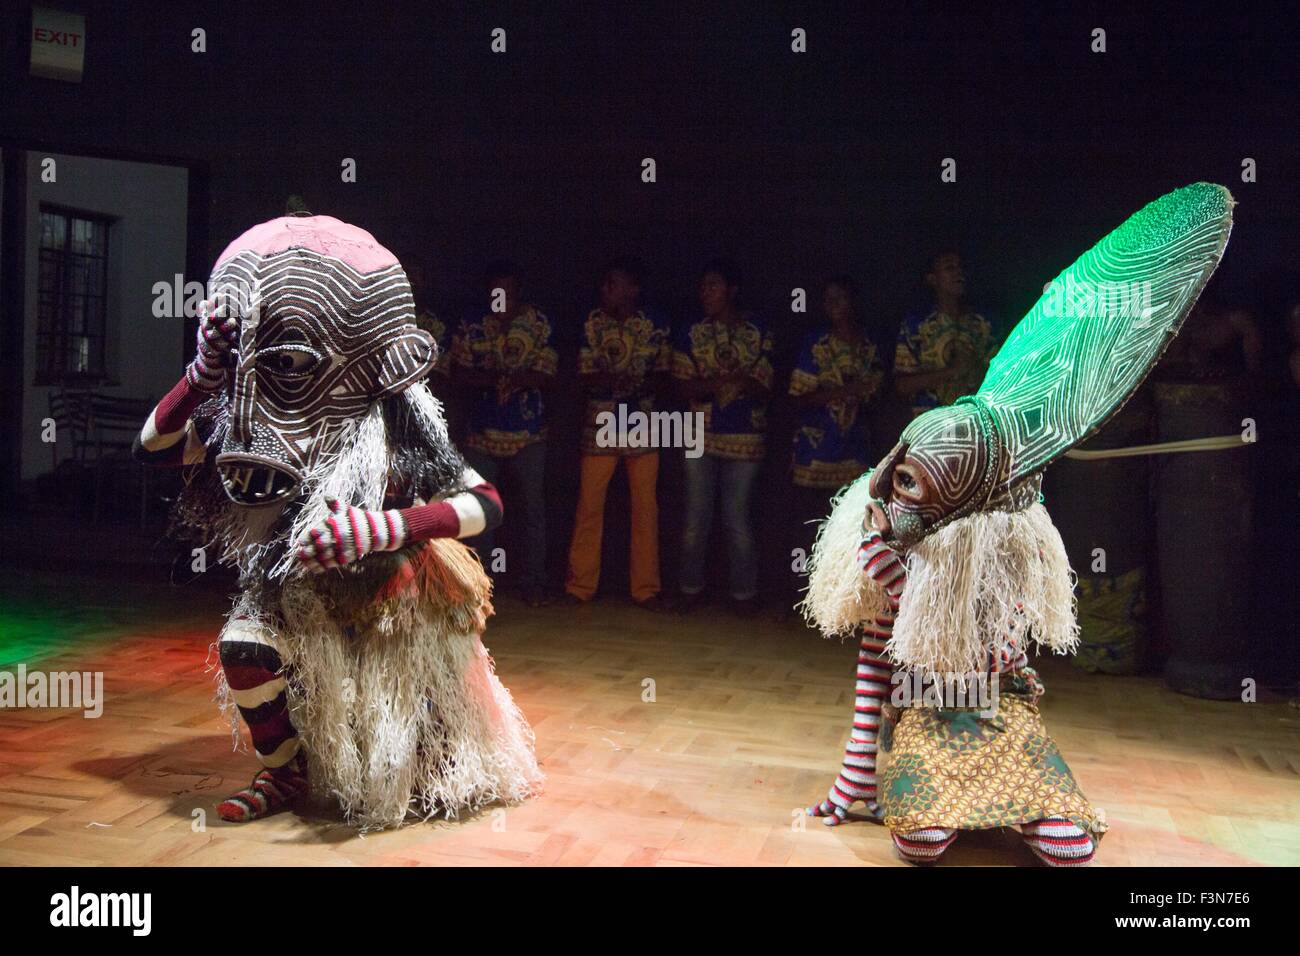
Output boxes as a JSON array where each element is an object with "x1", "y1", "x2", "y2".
[
  {"x1": 671, "y1": 314, "x2": 775, "y2": 461},
  {"x1": 1071, "y1": 567, "x2": 1146, "y2": 675}
]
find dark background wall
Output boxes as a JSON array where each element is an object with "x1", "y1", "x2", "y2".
[
  {"x1": 4, "y1": 2, "x2": 1296, "y2": 319},
  {"x1": 2, "y1": 2, "x2": 1297, "y2": 619}
]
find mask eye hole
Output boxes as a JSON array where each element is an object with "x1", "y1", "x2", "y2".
[
  {"x1": 257, "y1": 344, "x2": 322, "y2": 378},
  {"x1": 892, "y1": 463, "x2": 926, "y2": 503}
]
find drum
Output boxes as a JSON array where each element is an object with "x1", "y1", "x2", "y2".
[
  {"x1": 1153, "y1": 377, "x2": 1254, "y2": 699},
  {"x1": 1044, "y1": 392, "x2": 1153, "y2": 674}
]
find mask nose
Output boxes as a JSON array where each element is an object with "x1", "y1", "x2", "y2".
[
  {"x1": 228, "y1": 286, "x2": 262, "y2": 445},
  {"x1": 869, "y1": 441, "x2": 908, "y2": 500},
  {"x1": 866, "y1": 500, "x2": 891, "y2": 537}
]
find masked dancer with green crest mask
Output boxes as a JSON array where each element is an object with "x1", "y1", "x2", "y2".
[{"x1": 800, "y1": 183, "x2": 1234, "y2": 865}]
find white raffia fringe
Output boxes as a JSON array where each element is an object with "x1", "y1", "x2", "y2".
[
  {"x1": 888, "y1": 503, "x2": 1079, "y2": 675},
  {"x1": 211, "y1": 384, "x2": 540, "y2": 828},
  {"x1": 213, "y1": 383, "x2": 452, "y2": 580},
  {"x1": 230, "y1": 539, "x2": 542, "y2": 830},
  {"x1": 800, "y1": 471, "x2": 1079, "y2": 676},
  {"x1": 267, "y1": 403, "x2": 392, "y2": 578},
  {"x1": 800, "y1": 471, "x2": 890, "y2": 638},
  {"x1": 404, "y1": 380, "x2": 454, "y2": 453},
  {"x1": 206, "y1": 638, "x2": 244, "y2": 751}
]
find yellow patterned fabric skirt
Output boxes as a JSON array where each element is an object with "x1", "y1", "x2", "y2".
[{"x1": 877, "y1": 681, "x2": 1107, "y2": 840}]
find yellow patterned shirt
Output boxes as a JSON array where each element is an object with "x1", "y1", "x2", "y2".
[
  {"x1": 788, "y1": 329, "x2": 885, "y2": 488},
  {"x1": 894, "y1": 307, "x2": 995, "y2": 417},
  {"x1": 671, "y1": 314, "x2": 775, "y2": 461},
  {"x1": 451, "y1": 304, "x2": 559, "y2": 457},
  {"x1": 416, "y1": 309, "x2": 450, "y2": 378},
  {"x1": 579, "y1": 307, "x2": 672, "y2": 456}
]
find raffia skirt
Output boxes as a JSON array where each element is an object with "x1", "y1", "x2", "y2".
[
  {"x1": 224, "y1": 538, "x2": 542, "y2": 830},
  {"x1": 877, "y1": 672, "x2": 1107, "y2": 840}
]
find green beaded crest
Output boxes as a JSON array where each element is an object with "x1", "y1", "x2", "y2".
[{"x1": 978, "y1": 182, "x2": 1234, "y2": 482}]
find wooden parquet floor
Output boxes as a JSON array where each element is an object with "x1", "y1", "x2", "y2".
[{"x1": 1, "y1": 580, "x2": 1297, "y2": 867}]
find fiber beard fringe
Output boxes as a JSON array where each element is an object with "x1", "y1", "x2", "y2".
[
  {"x1": 174, "y1": 382, "x2": 466, "y2": 584},
  {"x1": 800, "y1": 470, "x2": 891, "y2": 638},
  {"x1": 890, "y1": 503, "x2": 1079, "y2": 675},
  {"x1": 227, "y1": 539, "x2": 542, "y2": 830},
  {"x1": 800, "y1": 472, "x2": 1079, "y2": 676}
]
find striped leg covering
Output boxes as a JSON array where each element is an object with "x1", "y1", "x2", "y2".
[
  {"x1": 215, "y1": 618, "x2": 308, "y2": 823},
  {"x1": 807, "y1": 626, "x2": 893, "y2": 825},
  {"x1": 892, "y1": 827, "x2": 958, "y2": 863},
  {"x1": 1021, "y1": 817, "x2": 1096, "y2": 866},
  {"x1": 807, "y1": 530, "x2": 905, "y2": 826}
]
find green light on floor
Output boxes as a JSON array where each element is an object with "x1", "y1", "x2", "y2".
[{"x1": 0, "y1": 602, "x2": 124, "y2": 666}]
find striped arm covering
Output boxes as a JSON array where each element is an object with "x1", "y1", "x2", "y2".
[
  {"x1": 857, "y1": 530, "x2": 907, "y2": 609},
  {"x1": 185, "y1": 300, "x2": 239, "y2": 392},
  {"x1": 132, "y1": 376, "x2": 210, "y2": 467},
  {"x1": 400, "y1": 465, "x2": 502, "y2": 542},
  {"x1": 296, "y1": 465, "x2": 503, "y2": 572},
  {"x1": 808, "y1": 529, "x2": 907, "y2": 825},
  {"x1": 135, "y1": 300, "x2": 240, "y2": 466}
]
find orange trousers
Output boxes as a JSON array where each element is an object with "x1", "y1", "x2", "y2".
[{"x1": 565, "y1": 452, "x2": 661, "y2": 602}]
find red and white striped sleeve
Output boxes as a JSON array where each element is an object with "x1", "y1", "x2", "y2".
[
  {"x1": 132, "y1": 375, "x2": 211, "y2": 467},
  {"x1": 857, "y1": 532, "x2": 907, "y2": 612},
  {"x1": 396, "y1": 464, "x2": 503, "y2": 543}
]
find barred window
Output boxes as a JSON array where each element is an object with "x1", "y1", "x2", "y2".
[{"x1": 35, "y1": 205, "x2": 112, "y2": 385}]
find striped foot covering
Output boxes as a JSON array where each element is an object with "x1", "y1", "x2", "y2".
[
  {"x1": 808, "y1": 796, "x2": 881, "y2": 826},
  {"x1": 1021, "y1": 817, "x2": 1096, "y2": 866},
  {"x1": 216, "y1": 758, "x2": 309, "y2": 823},
  {"x1": 892, "y1": 827, "x2": 958, "y2": 864}
]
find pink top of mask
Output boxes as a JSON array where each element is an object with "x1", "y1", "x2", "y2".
[{"x1": 214, "y1": 216, "x2": 399, "y2": 273}]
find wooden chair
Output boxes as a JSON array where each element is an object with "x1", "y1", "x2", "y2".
[{"x1": 48, "y1": 388, "x2": 156, "y2": 525}]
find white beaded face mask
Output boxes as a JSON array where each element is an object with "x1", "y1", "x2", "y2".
[{"x1": 207, "y1": 217, "x2": 437, "y2": 506}]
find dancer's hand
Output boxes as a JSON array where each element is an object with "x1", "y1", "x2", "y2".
[
  {"x1": 807, "y1": 787, "x2": 882, "y2": 827},
  {"x1": 858, "y1": 528, "x2": 898, "y2": 580},
  {"x1": 296, "y1": 499, "x2": 407, "y2": 572},
  {"x1": 858, "y1": 526, "x2": 907, "y2": 602},
  {"x1": 185, "y1": 298, "x2": 239, "y2": 392}
]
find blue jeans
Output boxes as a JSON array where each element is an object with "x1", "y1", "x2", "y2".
[
  {"x1": 679, "y1": 453, "x2": 761, "y2": 601},
  {"x1": 463, "y1": 441, "x2": 548, "y2": 591}
]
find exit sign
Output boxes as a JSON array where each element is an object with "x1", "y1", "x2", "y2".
[{"x1": 30, "y1": 6, "x2": 85, "y2": 82}]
